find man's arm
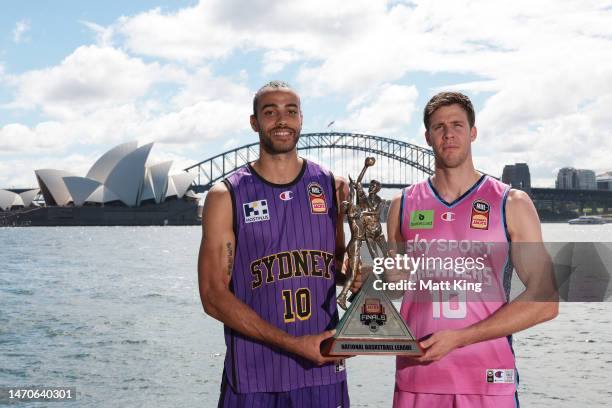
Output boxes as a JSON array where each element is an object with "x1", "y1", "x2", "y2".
[
  {"x1": 418, "y1": 189, "x2": 559, "y2": 362},
  {"x1": 198, "y1": 182, "x2": 339, "y2": 365}
]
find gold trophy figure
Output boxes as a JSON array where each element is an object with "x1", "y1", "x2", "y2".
[{"x1": 337, "y1": 158, "x2": 375, "y2": 310}]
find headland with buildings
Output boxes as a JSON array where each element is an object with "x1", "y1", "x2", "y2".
[{"x1": 502, "y1": 163, "x2": 612, "y2": 222}]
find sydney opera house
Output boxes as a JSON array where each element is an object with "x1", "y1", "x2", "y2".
[{"x1": 0, "y1": 141, "x2": 200, "y2": 226}]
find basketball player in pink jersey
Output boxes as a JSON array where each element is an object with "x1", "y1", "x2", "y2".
[{"x1": 387, "y1": 92, "x2": 558, "y2": 407}]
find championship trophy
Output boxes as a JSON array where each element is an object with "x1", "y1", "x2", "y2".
[{"x1": 322, "y1": 157, "x2": 423, "y2": 356}]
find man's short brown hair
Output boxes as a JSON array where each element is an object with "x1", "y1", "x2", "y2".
[{"x1": 423, "y1": 91, "x2": 475, "y2": 130}]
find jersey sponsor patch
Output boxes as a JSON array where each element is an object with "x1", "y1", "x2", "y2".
[
  {"x1": 470, "y1": 199, "x2": 490, "y2": 230},
  {"x1": 409, "y1": 210, "x2": 434, "y2": 229},
  {"x1": 279, "y1": 191, "x2": 294, "y2": 201},
  {"x1": 243, "y1": 200, "x2": 270, "y2": 223},
  {"x1": 486, "y1": 369, "x2": 515, "y2": 384},
  {"x1": 308, "y1": 182, "x2": 327, "y2": 214},
  {"x1": 441, "y1": 211, "x2": 455, "y2": 222}
]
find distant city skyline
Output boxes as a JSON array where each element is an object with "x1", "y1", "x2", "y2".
[{"x1": 1, "y1": 2, "x2": 611, "y2": 189}]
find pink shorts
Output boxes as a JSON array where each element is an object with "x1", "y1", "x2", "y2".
[{"x1": 393, "y1": 390, "x2": 519, "y2": 408}]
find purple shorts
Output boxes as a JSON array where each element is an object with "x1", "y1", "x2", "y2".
[{"x1": 218, "y1": 377, "x2": 349, "y2": 408}]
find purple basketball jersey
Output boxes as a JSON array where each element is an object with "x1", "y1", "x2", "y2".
[{"x1": 222, "y1": 159, "x2": 346, "y2": 393}]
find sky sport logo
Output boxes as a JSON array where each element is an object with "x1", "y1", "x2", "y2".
[{"x1": 243, "y1": 200, "x2": 269, "y2": 223}]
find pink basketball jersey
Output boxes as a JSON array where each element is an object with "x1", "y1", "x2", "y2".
[{"x1": 396, "y1": 175, "x2": 517, "y2": 395}]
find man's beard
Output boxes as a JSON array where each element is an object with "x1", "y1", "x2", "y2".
[
  {"x1": 434, "y1": 146, "x2": 470, "y2": 169},
  {"x1": 259, "y1": 127, "x2": 300, "y2": 154}
]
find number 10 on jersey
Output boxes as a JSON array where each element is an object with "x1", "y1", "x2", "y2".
[
  {"x1": 431, "y1": 289, "x2": 467, "y2": 319},
  {"x1": 282, "y1": 288, "x2": 312, "y2": 322}
]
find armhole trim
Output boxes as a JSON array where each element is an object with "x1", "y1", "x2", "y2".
[
  {"x1": 502, "y1": 187, "x2": 511, "y2": 243},
  {"x1": 399, "y1": 188, "x2": 406, "y2": 240},
  {"x1": 329, "y1": 171, "x2": 339, "y2": 214}
]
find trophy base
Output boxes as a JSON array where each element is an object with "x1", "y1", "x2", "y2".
[
  {"x1": 323, "y1": 274, "x2": 423, "y2": 357},
  {"x1": 321, "y1": 337, "x2": 422, "y2": 356}
]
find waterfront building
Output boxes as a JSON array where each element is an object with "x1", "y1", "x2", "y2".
[
  {"x1": 556, "y1": 167, "x2": 597, "y2": 190},
  {"x1": 597, "y1": 171, "x2": 612, "y2": 191},
  {"x1": 502, "y1": 163, "x2": 531, "y2": 194}
]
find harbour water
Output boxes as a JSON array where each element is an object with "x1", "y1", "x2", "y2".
[{"x1": 1, "y1": 224, "x2": 611, "y2": 407}]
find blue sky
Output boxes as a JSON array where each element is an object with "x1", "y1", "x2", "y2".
[{"x1": 1, "y1": 1, "x2": 611, "y2": 188}]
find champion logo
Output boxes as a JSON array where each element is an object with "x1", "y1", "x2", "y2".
[
  {"x1": 441, "y1": 211, "x2": 455, "y2": 222},
  {"x1": 279, "y1": 191, "x2": 294, "y2": 201}
]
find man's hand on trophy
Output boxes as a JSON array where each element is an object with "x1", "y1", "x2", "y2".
[{"x1": 291, "y1": 329, "x2": 348, "y2": 365}]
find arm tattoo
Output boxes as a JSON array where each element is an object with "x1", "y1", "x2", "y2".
[{"x1": 226, "y1": 242, "x2": 234, "y2": 277}]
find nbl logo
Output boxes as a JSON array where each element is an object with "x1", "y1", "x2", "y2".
[
  {"x1": 243, "y1": 200, "x2": 270, "y2": 223},
  {"x1": 307, "y1": 182, "x2": 327, "y2": 214},
  {"x1": 360, "y1": 298, "x2": 387, "y2": 333},
  {"x1": 471, "y1": 199, "x2": 490, "y2": 230}
]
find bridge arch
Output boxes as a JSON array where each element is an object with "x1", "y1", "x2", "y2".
[{"x1": 185, "y1": 132, "x2": 435, "y2": 192}]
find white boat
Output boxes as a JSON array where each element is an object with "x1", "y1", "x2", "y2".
[{"x1": 568, "y1": 215, "x2": 606, "y2": 225}]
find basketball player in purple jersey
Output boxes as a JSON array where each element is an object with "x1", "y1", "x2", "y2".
[
  {"x1": 386, "y1": 92, "x2": 558, "y2": 407},
  {"x1": 198, "y1": 81, "x2": 351, "y2": 407}
]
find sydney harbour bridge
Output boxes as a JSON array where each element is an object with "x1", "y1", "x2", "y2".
[
  {"x1": 184, "y1": 132, "x2": 612, "y2": 219},
  {"x1": 185, "y1": 133, "x2": 435, "y2": 193}
]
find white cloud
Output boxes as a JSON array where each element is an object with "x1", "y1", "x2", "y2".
[
  {"x1": 169, "y1": 66, "x2": 250, "y2": 109},
  {"x1": 474, "y1": 93, "x2": 612, "y2": 186},
  {"x1": 0, "y1": 97, "x2": 250, "y2": 155},
  {"x1": 0, "y1": 153, "x2": 97, "y2": 188},
  {"x1": 12, "y1": 20, "x2": 30, "y2": 44},
  {"x1": 262, "y1": 50, "x2": 302, "y2": 75},
  {"x1": 2, "y1": 0, "x2": 612, "y2": 189},
  {"x1": 80, "y1": 20, "x2": 114, "y2": 46},
  {"x1": 6, "y1": 45, "x2": 185, "y2": 117},
  {"x1": 113, "y1": 0, "x2": 383, "y2": 65},
  {"x1": 335, "y1": 84, "x2": 419, "y2": 136}
]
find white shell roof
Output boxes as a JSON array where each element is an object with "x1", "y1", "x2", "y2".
[
  {"x1": 86, "y1": 141, "x2": 138, "y2": 183},
  {"x1": 85, "y1": 185, "x2": 121, "y2": 204},
  {"x1": 63, "y1": 177, "x2": 103, "y2": 206},
  {"x1": 29, "y1": 142, "x2": 193, "y2": 208},
  {"x1": 140, "y1": 170, "x2": 155, "y2": 202},
  {"x1": 165, "y1": 177, "x2": 177, "y2": 198},
  {"x1": 0, "y1": 189, "x2": 25, "y2": 210},
  {"x1": 19, "y1": 189, "x2": 40, "y2": 207},
  {"x1": 148, "y1": 161, "x2": 172, "y2": 203},
  {"x1": 35, "y1": 169, "x2": 76, "y2": 206},
  {"x1": 105, "y1": 142, "x2": 154, "y2": 207},
  {"x1": 171, "y1": 172, "x2": 197, "y2": 199}
]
